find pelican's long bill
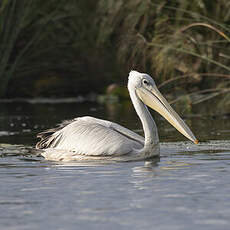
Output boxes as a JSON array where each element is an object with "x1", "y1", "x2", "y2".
[{"x1": 136, "y1": 86, "x2": 199, "y2": 144}]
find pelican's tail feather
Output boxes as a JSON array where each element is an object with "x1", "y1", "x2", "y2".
[{"x1": 36, "y1": 119, "x2": 75, "y2": 149}]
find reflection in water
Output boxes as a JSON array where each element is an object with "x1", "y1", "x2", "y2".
[
  {"x1": 159, "y1": 161, "x2": 193, "y2": 170},
  {"x1": 132, "y1": 159, "x2": 159, "y2": 175}
]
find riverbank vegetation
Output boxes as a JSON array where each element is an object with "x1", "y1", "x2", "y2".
[{"x1": 0, "y1": 0, "x2": 229, "y2": 108}]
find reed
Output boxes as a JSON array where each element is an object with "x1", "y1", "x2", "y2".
[
  {"x1": 0, "y1": 0, "x2": 97, "y2": 97},
  {"x1": 96, "y1": 0, "x2": 230, "y2": 104},
  {"x1": 97, "y1": 0, "x2": 230, "y2": 77},
  {"x1": 0, "y1": 0, "x2": 230, "y2": 100}
]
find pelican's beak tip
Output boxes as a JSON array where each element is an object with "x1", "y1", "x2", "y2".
[{"x1": 194, "y1": 139, "x2": 199, "y2": 144}]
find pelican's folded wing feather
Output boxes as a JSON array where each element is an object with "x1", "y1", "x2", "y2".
[{"x1": 36, "y1": 116, "x2": 144, "y2": 156}]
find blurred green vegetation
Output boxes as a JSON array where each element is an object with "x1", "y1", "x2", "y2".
[
  {"x1": 0, "y1": 0, "x2": 230, "y2": 104},
  {"x1": 0, "y1": 0, "x2": 117, "y2": 97}
]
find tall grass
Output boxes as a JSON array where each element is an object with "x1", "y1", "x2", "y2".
[
  {"x1": 97, "y1": 0, "x2": 230, "y2": 103},
  {"x1": 0, "y1": 0, "x2": 230, "y2": 101},
  {"x1": 0, "y1": 0, "x2": 98, "y2": 97},
  {"x1": 0, "y1": 1, "x2": 31, "y2": 96}
]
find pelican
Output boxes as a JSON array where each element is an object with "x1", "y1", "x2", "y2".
[{"x1": 36, "y1": 70, "x2": 198, "y2": 161}]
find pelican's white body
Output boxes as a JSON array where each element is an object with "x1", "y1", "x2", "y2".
[
  {"x1": 41, "y1": 116, "x2": 159, "y2": 161},
  {"x1": 37, "y1": 70, "x2": 197, "y2": 161}
]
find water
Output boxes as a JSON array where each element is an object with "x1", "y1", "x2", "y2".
[{"x1": 0, "y1": 100, "x2": 230, "y2": 230}]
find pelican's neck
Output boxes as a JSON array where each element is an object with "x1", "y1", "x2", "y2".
[{"x1": 129, "y1": 90, "x2": 159, "y2": 151}]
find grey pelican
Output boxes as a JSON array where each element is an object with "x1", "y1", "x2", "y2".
[{"x1": 36, "y1": 70, "x2": 198, "y2": 161}]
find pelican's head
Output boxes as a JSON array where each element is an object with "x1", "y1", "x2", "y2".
[
  {"x1": 128, "y1": 70, "x2": 156, "y2": 92},
  {"x1": 128, "y1": 70, "x2": 198, "y2": 144}
]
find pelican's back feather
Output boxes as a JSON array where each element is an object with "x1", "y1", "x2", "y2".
[{"x1": 36, "y1": 116, "x2": 144, "y2": 156}]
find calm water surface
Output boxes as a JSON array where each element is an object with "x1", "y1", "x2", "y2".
[{"x1": 0, "y1": 100, "x2": 230, "y2": 230}]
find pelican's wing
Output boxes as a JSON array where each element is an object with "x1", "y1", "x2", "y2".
[
  {"x1": 109, "y1": 120, "x2": 144, "y2": 144},
  {"x1": 36, "y1": 116, "x2": 144, "y2": 156}
]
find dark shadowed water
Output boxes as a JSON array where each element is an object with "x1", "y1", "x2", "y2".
[{"x1": 0, "y1": 100, "x2": 230, "y2": 230}]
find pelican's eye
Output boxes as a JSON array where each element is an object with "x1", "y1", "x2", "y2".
[{"x1": 143, "y1": 79, "x2": 150, "y2": 86}]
